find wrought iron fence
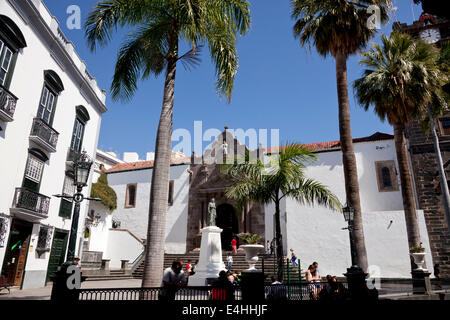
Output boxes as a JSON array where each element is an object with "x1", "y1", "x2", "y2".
[
  {"x1": 78, "y1": 282, "x2": 347, "y2": 301},
  {"x1": 30, "y1": 118, "x2": 59, "y2": 149},
  {"x1": 0, "y1": 85, "x2": 18, "y2": 120},
  {"x1": 12, "y1": 188, "x2": 50, "y2": 217}
]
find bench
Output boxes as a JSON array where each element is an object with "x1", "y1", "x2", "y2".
[{"x1": 0, "y1": 275, "x2": 10, "y2": 294}]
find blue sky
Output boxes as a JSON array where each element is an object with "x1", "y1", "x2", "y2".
[{"x1": 44, "y1": 0, "x2": 422, "y2": 159}]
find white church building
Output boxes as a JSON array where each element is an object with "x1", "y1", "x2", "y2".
[
  {"x1": 88, "y1": 129, "x2": 432, "y2": 279},
  {"x1": 0, "y1": 0, "x2": 107, "y2": 289}
]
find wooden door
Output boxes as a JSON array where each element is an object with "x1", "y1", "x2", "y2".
[
  {"x1": 46, "y1": 230, "x2": 68, "y2": 283},
  {"x1": 13, "y1": 235, "x2": 30, "y2": 286}
]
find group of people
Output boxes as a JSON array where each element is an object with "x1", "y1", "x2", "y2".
[
  {"x1": 265, "y1": 238, "x2": 277, "y2": 256},
  {"x1": 306, "y1": 262, "x2": 348, "y2": 301},
  {"x1": 210, "y1": 270, "x2": 241, "y2": 301}
]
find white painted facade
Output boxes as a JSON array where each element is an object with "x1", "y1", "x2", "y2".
[
  {"x1": 0, "y1": 0, "x2": 106, "y2": 289},
  {"x1": 267, "y1": 139, "x2": 433, "y2": 279},
  {"x1": 106, "y1": 163, "x2": 191, "y2": 254},
  {"x1": 95, "y1": 135, "x2": 433, "y2": 279}
]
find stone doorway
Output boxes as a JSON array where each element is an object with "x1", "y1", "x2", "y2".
[{"x1": 216, "y1": 203, "x2": 238, "y2": 250}]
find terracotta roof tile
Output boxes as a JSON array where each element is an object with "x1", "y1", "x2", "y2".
[
  {"x1": 265, "y1": 132, "x2": 393, "y2": 153},
  {"x1": 106, "y1": 157, "x2": 190, "y2": 173}
]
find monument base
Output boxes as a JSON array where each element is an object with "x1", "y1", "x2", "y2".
[{"x1": 188, "y1": 226, "x2": 226, "y2": 287}]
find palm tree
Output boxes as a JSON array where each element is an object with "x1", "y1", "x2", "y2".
[
  {"x1": 85, "y1": 0, "x2": 251, "y2": 287},
  {"x1": 222, "y1": 144, "x2": 341, "y2": 281},
  {"x1": 290, "y1": 0, "x2": 390, "y2": 272},
  {"x1": 353, "y1": 32, "x2": 448, "y2": 254}
]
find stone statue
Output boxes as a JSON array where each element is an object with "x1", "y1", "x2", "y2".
[
  {"x1": 207, "y1": 198, "x2": 217, "y2": 227},
  {"x1": 222, "y1": 141, "x2": 228, "y2": 156}
]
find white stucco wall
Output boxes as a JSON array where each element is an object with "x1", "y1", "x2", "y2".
[
  {"x1": 281, "y1": 140, "x2": 433, "y2": 278},
  {"x1": 107, "y1": 164, "x2": 190, "y2": 254},
  {"x1": 0, "y1": 0, "x2": 105, "y2": 288},
  {"x1": 104, "y1": 229, "x2": 144, "y2": 269},
  {"x1": 86, "y1": 201, "x2": 112, "y2": 254}
]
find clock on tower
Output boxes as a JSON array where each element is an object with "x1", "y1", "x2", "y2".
[{"x1": 419, "y1": 28, "x2": 441, "y2": 43}]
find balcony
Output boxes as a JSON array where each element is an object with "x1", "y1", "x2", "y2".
[
  {"x1": 0, "y1": 85, "x2": 18, "y2": 122},
  {"x1": 29, "y1": 118, "x2": 59, "y2": 153},
  {"x1": 11, "y1": 188, "x2": 50, "y2": 221}
]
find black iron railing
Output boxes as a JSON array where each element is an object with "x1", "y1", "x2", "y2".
[
  {"x1": 0, "y1": 85, "x2": 18, "y2": 120},
  {"x1": 77, "y1": 282, "x2": 348, "y2": 301},
  {"x1": 30, "y1": 118, "x2": 59, "y2": 149},
  {"x1": 12, "y1": 188, "x2": 50, "y2": 217},
  {"x1": 79, "y1": 286, "x2": 243, "y2": 301}
]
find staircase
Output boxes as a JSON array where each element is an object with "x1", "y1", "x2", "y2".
[
  {"x1": 83, "y1": 269, "x2": 134, "y2": 281},
  {"x1": 132, "y1": 252, "x2": 305, "y2": 283}
]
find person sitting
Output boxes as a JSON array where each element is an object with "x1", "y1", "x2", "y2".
[
  {"x1": 211, "y1": 270, "x2": 235, "y2": 301},
  {"x1": 267, "y1": 276, "x2": 287, "y2": 301},
  {"x1": 160, "y1": 261, "x2": 187, "y2": 301}
]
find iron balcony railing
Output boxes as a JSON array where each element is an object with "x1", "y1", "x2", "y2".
[
  {"x1": 12, "y1": 188, "x2": 50, "y2": 217},
  {"x1": 0, "y1": 84, "x2": 18, "y2": 121},
  {"x1": 30, "y1": 118, "x2": 59, "y2": 151}
]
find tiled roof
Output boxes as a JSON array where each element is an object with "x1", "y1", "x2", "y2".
[
  {"x1": 106, "y1": 157, "x2": 191, "y2": 173},
  {"x1": 265, "y1": 132, "x2": 394, "y2": 154}
]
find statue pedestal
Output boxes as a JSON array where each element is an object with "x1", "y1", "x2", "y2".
[{"x1": 188, "y1": 226, "x2": 226, "y2": 286}]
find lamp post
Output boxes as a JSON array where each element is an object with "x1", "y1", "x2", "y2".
[
  {"x1": 342, "y1": 205, "x2": 357, "y2": 268},
  {"x1": 342, "y1": 204, "x2": 370, "y2": 301},
  {"x1": 50, "y1": 151, "x2": 100, "y2": 300}
]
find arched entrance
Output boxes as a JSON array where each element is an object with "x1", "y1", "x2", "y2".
[{"x1": 216, "y1": 203, "x2": 239, "y2": 250}]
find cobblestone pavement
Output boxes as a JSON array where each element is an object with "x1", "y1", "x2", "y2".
[{"x1": 0, "y1": 279, "x2": 143, "y2": 300}]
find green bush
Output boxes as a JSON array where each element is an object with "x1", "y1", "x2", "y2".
[
  {"x1": 90, "y1": 173, "x2": 117, "y2": 211},
  {"x1": 410, "y1": 242, "x2": 425, "y2": 253},
  {"x1": 238, "y1": 233, "x2": 261, "y2": 244}
]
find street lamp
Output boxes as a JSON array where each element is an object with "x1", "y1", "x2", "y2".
[
  {"x1": 342, "y1": 204, "x2": 358, "y2": 268},
  {"x1": 50, "y1": 151, "x2": 100, "y2": 300}
]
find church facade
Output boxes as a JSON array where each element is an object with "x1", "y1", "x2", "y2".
[{"x1": 94, "y1": 129, "x2": 435, "y2": 279}]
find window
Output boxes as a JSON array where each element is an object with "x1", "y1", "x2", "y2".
[
  {"x1": 22, "y1": 153, "x2": 45, "y2": 192},
  {"x1": 36, "y1": 70, "x2": 64, "y2": 126},
  {"x1": 168, "y1": 180, "x2": 174, "y2": 206},
  {"x1": 70, "y1": 118, "x2": 84, "y2": 152},
  {"x1": 440, "y1": 119, "x2": 450, "y2": 136},
  {"x1": 125, "y1": 184, "x2": 137, "y2": 208},
  {"x1": 375, "y1": 161, "x2": 399, "y2": 192},
  {"x1": 37, "y1": 86, "x2": 56, "y2": 124},
  {"x1": 0, "y1": 39, "x2": 13, "y2": 86},
  {"x1": 59, "y1": 174, "x2": 74, "y2": 218},
  {"x1": 0, "y1": 15, "x2": 27, "y2": 89}
]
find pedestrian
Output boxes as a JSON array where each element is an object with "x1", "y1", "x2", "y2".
[
  {"x1": 186, "y1": 260, "x2": 192, "y2": 276},
  {"x1": 434, "y1": 263, "x2": 442, "y2": 289},
  {"x1": 290, "y1": 248, "x2": 298, "y2": 267},
  {"x1": 267, "y1": 276, "x2": 287, "y2": 301},
  {"x1": 306, "y1": 264, "x2": 322, "y2": 300},
  {"x1": 266, "y1": 240, "x2": 271, "y2": 254},
  {"x1": 270, "y1": 238, "x2": 276, "y2": 256},
  {"x1": 160, "y1": 261, "x2": 187, "y2": 301},
  {"x1": 226, "y1": 255, "x2": 233, "y2": 271},
  {"x1": 74, "y1": 256, "x2": 81, "y2": 268},
  {"x1": 231, "y1": 237, "x2": 237, "y2": 254},
  {"x1": 211, "y1": 270, "x2": 235, "y2": 301},
  {"x1": 190, "y1": 260, "x2": 198, "y2": 276}
]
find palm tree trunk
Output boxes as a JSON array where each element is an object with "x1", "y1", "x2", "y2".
[
  {"x1": 427, "y1": 105, "x2": 450, "y2": 235},
  {"x1": 335, "y1": 53, "x2": 368, "y2": 272},
  {"x1": 393, "y1": 123, "x2": 421, "y2": 250},
  {"x1": 274, "y1": 198, "x2": 284, "y2": 281},
  {"x1": 142, "y1": 53, "x2": 178, "y2": 288}
]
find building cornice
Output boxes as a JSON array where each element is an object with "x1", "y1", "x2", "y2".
[{"x1": 9, "y1": 0, "x2": 107, "y2": 114}]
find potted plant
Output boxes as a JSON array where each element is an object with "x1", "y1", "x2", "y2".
[
  {"x1": 238, "y1": 233, "x2": 264, "y2": 272},
  {"x1": 410, "y1": 242, "x2": 427, "y2": 271}
]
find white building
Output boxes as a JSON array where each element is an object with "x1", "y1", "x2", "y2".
[
  {"x1": 91, "y1": 130, "x2": 432, "y2": 278},
  {"x1": 0, "y1": 0, "x2": 107, "y2": 289}
]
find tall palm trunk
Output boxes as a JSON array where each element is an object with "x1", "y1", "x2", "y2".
[
  {"x1": 274, "y1": 197, "x2": 284, "y2": 281},
  {"x1": 142, "y1": 52, "x2": 178, "y2": 288},
  {"x1": 335, "y1": 53, "x2": 368, "y2": 272},
  {"x1": 427, "y1": 105, "x2": 450, "y2": 233},
  {"x1": 393, "y1": 123, "x2": 421, "y2": 250}
]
